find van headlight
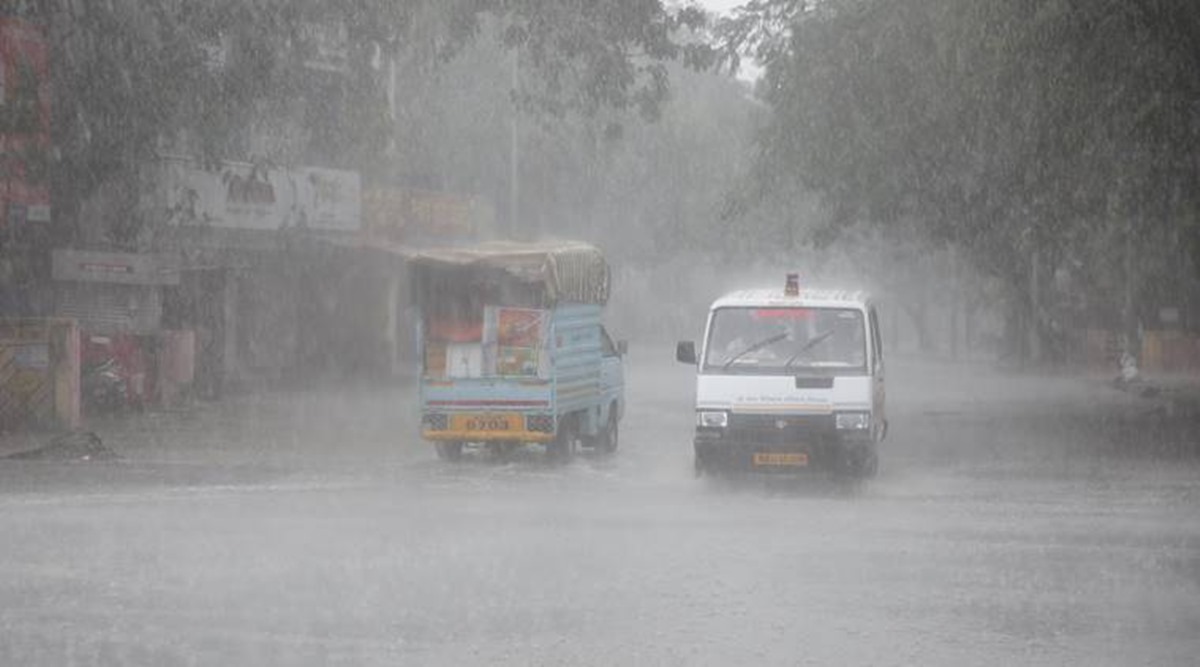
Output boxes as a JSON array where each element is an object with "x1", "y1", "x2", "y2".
[
  {"x1": 697, "y1": 411, "x2": 729, "y2": 428},
  {"x1": 835, "y1": 412, "x2": 871, "y2": 430}
]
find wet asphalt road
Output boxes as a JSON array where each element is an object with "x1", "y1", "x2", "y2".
[{"x1": 1, "y1": 347, "x2": 1198, "y2": 666}]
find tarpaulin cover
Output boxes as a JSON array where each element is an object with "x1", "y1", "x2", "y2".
[{"x1": 408, "y1": 241, "x2": 610, "y2": 306}]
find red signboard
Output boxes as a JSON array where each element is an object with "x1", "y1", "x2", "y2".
[
  {"x1": 362, "y1": 187, "x2": 489, "y2": 245},
  {"x1": 0, "y1": 17, "x2": 50, "y2": 227},
  {"x1": 752, "y1": 308, "x2": 814, "y2": 320}
]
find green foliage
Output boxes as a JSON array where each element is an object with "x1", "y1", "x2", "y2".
[
  {"x1": 386, "y1": 23, "x2": 760, "y2": 263},
  {"x1": 47, "y1": 0, "x2": 714, "y2": 238},
  {"x1": 496, "y1": 0, "x2": 712, "y2": 120},
  {"x1": 720, "y1": 0, "x2": 1200, "y2": 347}
]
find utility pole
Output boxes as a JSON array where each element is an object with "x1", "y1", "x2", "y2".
[
  {"x1": 1029, "y1": 246, "x2": 1042, "y2": 364},
  {"x1": 948, "y1": 245, "x2": 960, "y2": 361},
  {"x1": 509, "y1": 45, "x2": 520, "y2": 239},
  {"x1": 1123, "y1": 214, "x2": 1136, "y2": 361}
]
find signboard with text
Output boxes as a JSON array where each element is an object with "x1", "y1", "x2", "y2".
[
  {"x1": 51, "y1": 249, "x2": 181, "y2": 286},
  {"x1": 362, "y1": 187, "x2": 493, "y2": 245},
  {"x1": 157, "y1": 159, "x2": 360, "y2": 233}
]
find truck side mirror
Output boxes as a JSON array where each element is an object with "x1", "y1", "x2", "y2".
[
  {"x1": 676, "y1": 341, "x2": 696, "y2": 364},
  {"x1": 617, "y1": 340, "x2": 629, "y2": 356}
]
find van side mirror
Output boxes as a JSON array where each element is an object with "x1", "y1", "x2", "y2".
[
  {"x1": 617, "y1": 340, "x2": 629, "y2": 356},
  {"x1": 676, "y1": 341, "x2": 696, "y2": 364}
]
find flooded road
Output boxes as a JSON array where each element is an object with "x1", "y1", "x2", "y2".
[{"x1": 1, "y1": 347, "x2": 1198, "y2": 666}]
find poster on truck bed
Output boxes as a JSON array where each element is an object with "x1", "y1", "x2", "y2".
[{"x1": 483, "y1": 306, "x2": 549, "y2": 377}]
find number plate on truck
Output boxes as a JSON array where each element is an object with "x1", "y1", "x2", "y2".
[
  {"x1": 451, "y1": 414, "x2": 521, "y2": 432},
  {"x1": 753, "y1": 452, "x2": 809, "y2": 467}
]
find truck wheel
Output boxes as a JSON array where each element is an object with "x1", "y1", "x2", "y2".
[
  {"x1": 435, "y1": 441, "x2": 464, "y2": 462},
  {"x1": 548, "y1": 418, "x2": 577, "y2": 462},
  {"x1": 595, "y1": 410, "x2": 619, "y2": 454}
]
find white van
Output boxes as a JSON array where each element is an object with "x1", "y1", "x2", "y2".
[{"x1": 676, "y1": 276, "x2": 886, "y2": 478}]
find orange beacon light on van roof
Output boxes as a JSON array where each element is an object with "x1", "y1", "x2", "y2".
[{"x1": 784, "y1": 273, "x2": 800, "y2": 296}]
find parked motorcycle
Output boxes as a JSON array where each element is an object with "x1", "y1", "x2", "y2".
[{"x1": 82, "y1": 356, "x2": 128, "y2": 414}]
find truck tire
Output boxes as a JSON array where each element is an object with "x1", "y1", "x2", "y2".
[
  {"x1": 594, "y1": 409, "x2": 619, "y2": 454},
  {"x1": 435, "y1": 441, "x2": 464, "y2": 462},
  {"x1": 548, "y1": 417, "x2": 577, "y2": 462}
]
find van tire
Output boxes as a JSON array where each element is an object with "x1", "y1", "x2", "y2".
[{"x1": 839, "y1": 444, "x2": 878, "y2": 479}]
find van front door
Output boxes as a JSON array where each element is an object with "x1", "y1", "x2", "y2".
[{"x1": 869, "y1": 307, "x2": 887, "y2": 441}]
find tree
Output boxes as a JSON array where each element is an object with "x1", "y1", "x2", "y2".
[
  {"x1": 45, "y1": 0, "x2": 714, "y2": 246},
  {"x1": 387, "y1": 20, "x2": 760, "y2": 259},
  {"x1": 715, "y1": 0, "x2": 1200, "y2": 363}
]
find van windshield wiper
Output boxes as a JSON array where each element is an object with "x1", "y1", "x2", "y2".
[
  {"x1": 722, "y1": 332, "x2": 788, "y2": 369},
  {"x1": 783, "y1": 330, "x2": 834, "y2": 368}
]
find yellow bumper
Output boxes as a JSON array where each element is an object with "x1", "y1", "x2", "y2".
[
  {"x1": 422, "y1": 412, "x2": 554, "y2": 443},
  {"x1": 422, "y1": 428, "x2": 553, "y2": 443}
]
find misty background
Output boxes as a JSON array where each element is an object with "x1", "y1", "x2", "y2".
[
  {"x1": 0, "y1": 3, "x2": 1199, "y2": 666},
  {"x1": 1, "y1": 0, "x2": 1189, "y2": 388}
]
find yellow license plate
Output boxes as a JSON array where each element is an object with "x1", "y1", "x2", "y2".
[
  {"x1": 450, "y1": 413, "x2": 521, "y2": 432},
  {"x1": 753, "y1": 452, "x2": 809, "y2": 467}
]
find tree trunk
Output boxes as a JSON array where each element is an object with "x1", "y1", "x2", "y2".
[
  {"x1": 1027, "y1": 248, "x2": 1044, "y2": 364},
  {"x1": 903, "y1": 300, "x2": 933, "y2": 354},
  {"x1": 1122, "y1": 213, "x2": 1139, "y2": 362},
  {"x1": 999, "y1": 282, "x2": 1032, "y2": 367},
  {"x1": 888, "y1": 302, "x2": 900, "y2": 354},
  {"x1": 949, "y1": 301, "x2": 959, "y2": 361},
  {"x1": 964, "y1": 301, "x2": 976, "y2": 360}
]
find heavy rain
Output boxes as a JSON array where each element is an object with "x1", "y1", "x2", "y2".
[{"x1": 0, "y1": 1, "x2": 1198, "y2": 665}]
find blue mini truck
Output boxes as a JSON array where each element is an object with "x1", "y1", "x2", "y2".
[{"x1": 409, "y1": 241, "x2": 625, "y2": 461}]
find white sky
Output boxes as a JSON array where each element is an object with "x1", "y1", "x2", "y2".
[
  {"x1": 696, "y1": 0, "x2": 744, "y2": 14},
  {"x1": 694, "y1": 0, "x2": 762, "y2": 82}
]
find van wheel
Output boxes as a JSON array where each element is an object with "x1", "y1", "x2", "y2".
[
  {"x1": 435, "y1": 441, "x2": 464, "y2": 462},
  {"x1": 595, "y1": 410, "x2": 619, "y2": 454},
  {"x1": 864, "y1": 448, "x2": 879, "y2": 477},
  {"x1": 839, "y1": 444, "x2": 877, "y2": 479}
]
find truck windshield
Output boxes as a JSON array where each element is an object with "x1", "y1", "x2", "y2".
[{"x1": 703, "y1": 307, "x2": 867, "y2": 375}]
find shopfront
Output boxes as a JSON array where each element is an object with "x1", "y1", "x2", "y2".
[{"x1": 52, "y1": 248, "x2": 192, "y2": 411}]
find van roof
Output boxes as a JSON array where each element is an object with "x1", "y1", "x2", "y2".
[{"x1": 710, "y1": 288, "x2": 871, "y2": 310}]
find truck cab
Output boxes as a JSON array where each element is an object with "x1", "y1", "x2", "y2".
[{"x1": 677, "y1": 276, "x2": 886, "y2": 478}]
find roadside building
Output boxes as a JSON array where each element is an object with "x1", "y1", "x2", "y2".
[
  {"x1": 0, "y1": 11, "x2": 51, "y2": 320},
  {"x1": 144, "y1": 156, "x2": 363, "y2": 391}
]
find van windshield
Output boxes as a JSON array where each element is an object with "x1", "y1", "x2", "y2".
[{"x1": 703, "y1": 307, "x2": 867, "y2": 375}]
